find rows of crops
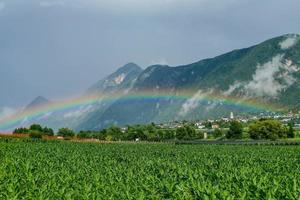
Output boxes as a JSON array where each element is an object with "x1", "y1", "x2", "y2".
[{"x1": 0, "y1": 139, "x2": 300, "y2": 199}]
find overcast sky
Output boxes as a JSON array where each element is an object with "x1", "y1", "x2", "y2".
[{"x1": 0, "y1": 0, "x2": 300, "y2": 107}]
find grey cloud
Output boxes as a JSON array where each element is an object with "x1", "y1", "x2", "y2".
[
  {"x1": 0, "y1": 0, "x2": 300, "y2": 107},
  {"x1": 39, "y1": 1, "x2": 65, "y2": 7},
  {"x1": 0, "y1": 1, "x2": 5, "y2": 11}
]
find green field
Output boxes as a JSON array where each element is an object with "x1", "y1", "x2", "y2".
[{"x1": 0, "y1": 140, "x2": 300, "y2": 199}]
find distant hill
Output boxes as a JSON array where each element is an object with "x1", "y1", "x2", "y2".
[
  {"x1": 87, "y1": 63, "x2": 142, "y2": 94},
  {"x1": 24, "y1": 96, "x2": 50, "y2": 111}
]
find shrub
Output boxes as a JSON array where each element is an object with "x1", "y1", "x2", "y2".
[
  {"x1": 29, "y1": 130, "x2": 43, "y2": 139},
  {"x1": 78, "y1": 131, "x2": 89, "y2": 139},
  {"x1": 213, "y1": 128, "x2": 224, "y2": 138},
  {"x1": 57, "y1": 128, "x2": 75, "y2": 137},
  {"x1": 226, "y1": 121, "x2": 243, "y2": 139},
  {"x1": 249, "y1": 119, "x2": 288, "y2": 140},
  {"x1": 43, "y1": 127, "x2": 54, "y2": 136},
  {"x1": 176, "y1": 125, "x2": 196, "y2": 140}
]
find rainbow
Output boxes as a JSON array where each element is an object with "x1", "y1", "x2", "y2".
[{"x1": 0, "y1": 89, "x2": 286, "y2": 131}]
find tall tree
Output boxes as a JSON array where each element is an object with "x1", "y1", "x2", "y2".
[
  {"x1": 226, "y1": 121, "x2": 243, "y2": 139},
  {"x1": 287, "y1": 121, "x2": 295, "y2": 138}
]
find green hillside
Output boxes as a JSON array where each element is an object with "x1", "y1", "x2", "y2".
[{"x1": 78, "y1": 34, "x2": 300, "y2": 130}]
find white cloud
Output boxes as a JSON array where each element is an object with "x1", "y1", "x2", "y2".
[
  {"x1": 40, "y1": 0, "x2": 65, "y2": 7},
  {"x1": 0, "y1": 1, "x2": 5, "y2": 11},
  {"x1": 279, "y1": 35, "x2": 299, "y2": 50},
  {"x1": 225, "y1": 55, "x2": 298, "y2": 98},
  {"x1": 245, "y1": 55, "x2": 284, "y2": 96},
  {"x1": 245, "y1": 55, "x2": 299, "y2": 97},
  {"x1": 223, "y1": 81, "x2": 243, "y2": 96},
  {"x1": 179, "y1": 90, "x2": 204, "y2": 116},
  {"x1": 205, "y1": 101, "x2": 218, "y2": 111}
]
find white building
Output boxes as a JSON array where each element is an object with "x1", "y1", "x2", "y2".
[{"x1": 230, "y1": 112, "x2": 234, "y2": 120}]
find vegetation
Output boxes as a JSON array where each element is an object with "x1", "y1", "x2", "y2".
[
  {"x1": 29, "y1": 130, "x2": 43, "y2": 139},
  {"x1": 13, "y1": 127, "x2": 29, "y2": 134},
  {"x1": 213, "y1": 128, "x2": 224, "y2": 138},
  {"x1": 226, "y1": 121, "x2": 243, "y2": 139},
  {"x1": 78, "y1": 123, "x2": 203, "y2": 141},
  {"x1": 249, "y1": 119, "x2": 288, "y2": 140},
  {"x1": 13, "y1": 124, "x2": 54, "y2": 137},
  {"x1": 12, "y1": 118, "x2": 296, "y2": 142},
  {"x1": 0, "y1": 140, "x2": 300, "y2": 199},
  {"x1": 57, "y1": 128, "x2": 75, "y2": 138},
  {"x1": 287, "y1": 121, "x2": 295, "y2": 138}
]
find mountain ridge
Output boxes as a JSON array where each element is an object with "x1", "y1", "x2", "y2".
[
  {"x1": 87, "y1": 63, "x2": 143, "y2": 94},
  {"x1": 2, "y1": 33, "x2": 300, "y2": 132},
  {"x1": 25, "y1": 96, "x2": 50, "y2": 111},
  {"x1": 77, "y1": 33, "x2": 300, "y2": 130}
]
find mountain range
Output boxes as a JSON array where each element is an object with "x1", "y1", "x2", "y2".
[{"x1": 1, "y1": 34, "x2": 300, "y2": 131}]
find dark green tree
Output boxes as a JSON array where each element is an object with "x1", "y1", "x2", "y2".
[
  {"x1": 204, "y1": 121, "x2": 212, "y2": 129},
  {"x1": 176, "y1": 127, "x2": 186, "y2": 140},
  {"x1": 29, "y1": 130, "x2": 43, "y2": 139},
  {"x1": 78, "y1": 131, "x2": 89, "y2": 139},
  {"x1": 213, "y1": 128, "x2": 224, "y2": 138},
  {"x1": 13, "y1": 127, "x2": 29, "y2": 134},
  {"x1": 57, "y1": 128, "x2": 75, "y2": 137},
  {"x1": 176, "y1": 125, "x2": 196, "y2": 140},
  {"x1": 163, "y1": 129, "x2": 176, "y2": 140},
  {"x1": 29, "y1": 124, "x2": 43, "y2": 132},
  {"x1": 287, "y1": 121, "x2": 295, "y2": 138},
  {"x1": 43, "y1": 127, "x2": 54, "y2": 136},
  {"x1": 126, "y1": 125, "x2": 147, "y2": 141},
  {"x1": 106, "y1": 126, "x2": 123, "y2": 141},
  {"x1": 226, "y1": 121, "x2": 243, "y2": 139}
]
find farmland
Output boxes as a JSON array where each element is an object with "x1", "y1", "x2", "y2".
[{"x1": 0, "y1": 139, "x2": 300, "y2": 199}]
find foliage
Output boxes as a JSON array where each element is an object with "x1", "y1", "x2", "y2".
[
  {"x1": 43, "y1": 127, "x2": 54, "y2": 136},
  {"x1": 0, "y1": 140, "x2": 300, "y2": 199},
  {"x1": 29, "y1": 130, "x2": 43, "y2": 139},
  {"x1": 176, "y1": 124, "x2": 197, "y2": 140},
  {"x1": 249, "y1": 119, "x2": 288, "y2": 140},
  {"x1": 226, "y1": 121, "x2": 243, "y2": 139},
  {"x1": 79, "y1": 124, "x2": 177, "y2": 141},
  {"x1": 213, "y1": 128, "x2": 224, "y2": 138},
  {"x1": 13, "y1": 124, "x2": 54, "y2": 136},
  {"x1": 29, "y1": 124, "x2": 43, "y2": 132},
  {"x1": 287, "y1": 121, "x2": 295, "y2": 138},
  {"x1": 57, "y1": 128, "x2": 75, "y2": 137},
  {"x1": 203, "y1": 121, "x2": 212, "y2": 129},
  {"x1": 13, "y1": 127, "x2": 29, "y2": 134}
]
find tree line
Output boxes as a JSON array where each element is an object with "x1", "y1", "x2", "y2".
[{"x1": 13, "y1": 119, "x2": 295, "y2": 141}]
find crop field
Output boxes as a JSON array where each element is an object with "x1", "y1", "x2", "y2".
[{"x1": 0, "y1": 139, "x2": 300, "y2": 199}]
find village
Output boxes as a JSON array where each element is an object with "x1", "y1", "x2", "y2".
[{"x1": 154, "y1": 111, "x2": 300, "y2": 139}]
